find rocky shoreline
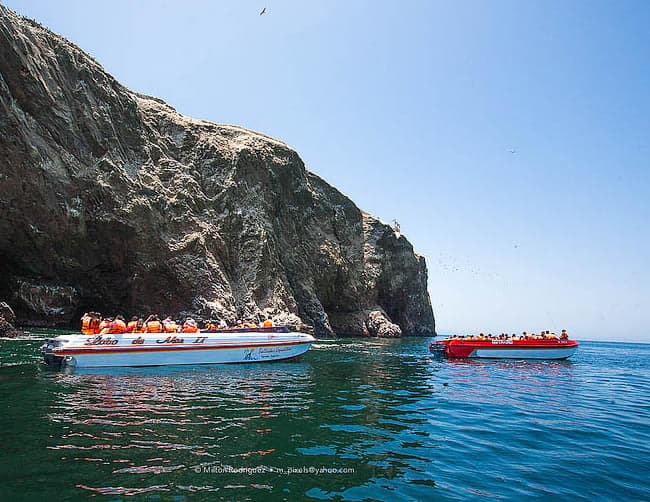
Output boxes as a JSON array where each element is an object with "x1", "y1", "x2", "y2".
[
  {"x1": 0, "y1": 6, "x2": 435, "y2": 337},
  {"x1": 0, "y1": 302, "x2": 22, "y2": 338}
]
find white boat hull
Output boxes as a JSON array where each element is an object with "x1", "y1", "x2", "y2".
[
  {"x1": 471, "y1": 346, "x2": 578, "y2": 359},
  {"x1": 42, "y1": 331, "x2": 315, "y2": 368}
]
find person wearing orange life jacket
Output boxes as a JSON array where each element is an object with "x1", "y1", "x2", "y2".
[
  {"x1": 94, "y1": 314, "x2": 108, "y2": 335},
  {"x1": 145, "y1": 315, "x2": 163, "y2": 333},
  {"x1": 125, "y1": 316, "x2": 138, "y2": 333},
  {"x1": 163, "y1": 317, "x2": 178, "y2": 333},
  {"x1": 98, "y1": 317, "x2": 111, "y2": 334},
  {"x1": 133, "y1": 318, "x2": 145, "y2": 334},
  {"x1": 262, "y1": 318, "x2": 273, "y2": 328},
  {"x1": 89, "y1": 313, "x2": 101, "y2": 334},
  {"x1": 80, "y1": 312, "x2": 97, "y2": 335},
  {"x1": 107, "y1": 315, "x2": 127, "y2": 334},
  {"x1": 182, "y1": 318, "x2": 199, "y2": 333}
]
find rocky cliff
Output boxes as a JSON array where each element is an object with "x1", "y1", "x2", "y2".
[
  {"x1": 0, "y1": 6, "x2": 435, "y2": 337},
  {"x1": 0, "y1": 302, "x2": 21, "y2": 337}
]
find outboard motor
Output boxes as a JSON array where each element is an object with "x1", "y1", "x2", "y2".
[
  {"x1": 429, "y1": 340, "x2": 447, "y2": 358},
  {"x1": 41, "y1": 338, "x2": 65, "y2": 369}
]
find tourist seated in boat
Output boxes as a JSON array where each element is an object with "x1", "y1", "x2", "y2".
[
  {"x1": 99, "y1": 315, "x2": 126, "y2": 334},
  {"x1": 97, "y1": 316, "x2": 110, "y2": 334},
  {"x1": 99, "y1": 317, "x2": 113, "y2": 334},
  {"x1": 560, "y1": 329, "x2": 569, "y2": 340},
  {"x1": 145, "y1": 315, "x2": 163, "y2": 333},
  {"x1": 204, "y1": 320, "x2": 217, "y2": 331},
  {"x1": 163, "y1": 317, "x2": 179, "y2": 333},
  {"x1": 182, "y1": 318, "x2": 199, "y2": 333},
  {"x1": 110, "y1": 315, "x2": 127, "y2": 334},
  {"x1": 261, "y1": 318, "x2": 274, "y2": 328},
  {"x1": 125, "y1": 316, "x2": 139, "y2": 333},
  {"x1": 81, "y1": 312, "x2": 101, "y2": 335},
  {"x1": 134, "y1": 318, "x2": 145, "y2": 333},
  {"x1": 218, "y1": 319, "x2": 228, "y2": 329}
]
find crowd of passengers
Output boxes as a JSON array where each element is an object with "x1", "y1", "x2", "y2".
[
  {"x1": 451, "y1": 330, "x2": 570, "y2": 341},
  {"x1": 80, "y1": 312, "x2": 274, "y2": 336}
]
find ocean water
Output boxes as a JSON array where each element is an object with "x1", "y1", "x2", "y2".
[{"x1": 0, "y1": 332, "x2": 648, "y2": 501}]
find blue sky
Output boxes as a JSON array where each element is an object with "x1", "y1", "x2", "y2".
[{"x1": 5, "y1": 0, "x2": 649, "y2": 341}]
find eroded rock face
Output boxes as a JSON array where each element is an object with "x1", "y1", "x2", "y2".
[
  {"x1": 0, "y1": 6, "x2": 435, "y2": 336},
  {"x1": 13, "y1": 279, "x2": 79, "y2": 326},
  {"x1": 0, "y1": 302, "x2": 22, "y2": 337}
]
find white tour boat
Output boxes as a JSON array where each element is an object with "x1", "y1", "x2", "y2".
[{"x1": 41, "y1": 327, "x2": 315, "y2": 368}]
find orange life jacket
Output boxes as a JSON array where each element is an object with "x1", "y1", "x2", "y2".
[
  {"x1": 146, "y1": 320, "x2": 163, "y2": 333},
  {"x1": 109, "y1": 319, "x2": 126, "y2": 334},
  {"x1": 97, "y1": 320, "x2": 109, "y2": 334},
  {"x1": 126, "y1": 320, "x2": 138, "y2": 332},
  {"x1": 182, "y1": 324, "x2": 199, "y2": 333},
  {"x1": 81, "y1": 315, "x2": 93, "y2": 335},
  {"x1": 163, "y1": 321, "x2": 178, "y2": 333},
  {"x1": 263, "y1": 319, "x2": 273, "y2": 328}
]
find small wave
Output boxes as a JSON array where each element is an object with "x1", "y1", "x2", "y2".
[
  {"x1": 112, "y1": 464, "x2": 185, "y2": 474},
  {"x1": 76, "y1": 484, "x2": 172, "y2": 496},
  {"x1": 0, "y1": 335, "x2": 45, "y2": 341}
]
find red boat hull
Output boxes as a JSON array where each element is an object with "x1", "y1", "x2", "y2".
[{"x1": 431, "y1": 338, "x2": 579, "y2": 360}]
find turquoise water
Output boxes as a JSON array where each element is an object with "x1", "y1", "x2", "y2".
[{"x1": 0, "y1": 332, "x2": 649, "y2": 500}]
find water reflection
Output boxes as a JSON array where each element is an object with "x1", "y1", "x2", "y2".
[{"x1": 39, "y1": 340, "x2": 443, "y2": 499}]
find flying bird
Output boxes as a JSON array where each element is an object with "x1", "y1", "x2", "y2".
[
  {"x1": 260, "y1": 7, "x2": 266, "y2": 15},
  {"x1": 508, "y1": 148, "x2": 517, "y2": 154}
]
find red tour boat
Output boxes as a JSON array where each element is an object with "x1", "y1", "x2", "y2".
[{"x1": 430, "y1": 336, "x2": 579, "y2": 360}]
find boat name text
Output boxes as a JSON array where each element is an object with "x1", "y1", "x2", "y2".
[
  {"x1": 84, "y1": 336, "x2": 118, "y2": 346},
  {"x1": 156, "y1": 335, "x2": 185, "y2": 344}
]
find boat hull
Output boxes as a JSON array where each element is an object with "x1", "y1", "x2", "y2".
[
  {"x1": 42, "y1": 331, "x2": 315, "y2": 368},
  {"x1": 432, "y1": 339, "x2": 579, "y2": 360}
]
